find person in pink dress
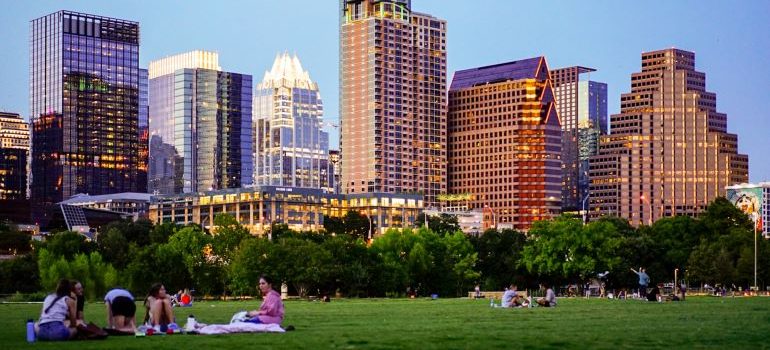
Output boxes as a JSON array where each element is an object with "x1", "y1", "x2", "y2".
[{"x1": 246, "y1": 275, "x2": 284, "y2": 325}]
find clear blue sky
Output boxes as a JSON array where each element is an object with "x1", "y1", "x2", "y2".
[{"x1": 1, "y1": 0, "x2": 768, "y2": 182}]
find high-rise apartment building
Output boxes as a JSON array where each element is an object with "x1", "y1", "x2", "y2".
[
  {"x1": 551, "y1": 66, "x2": 607, "y2": 212},
  {"x1": 340, "y1": 0, "x2": 447, "y2": 206},
  {"x1": 0, "y1": 112, "x2": 29, "y2": 200},
  {"x1": 148, "y1": 51, "x2": 252, "y2": 194},
  {"x1": 447, "y1": 57, "x2": 562, "y2": 231},
  {"x1": 589, "y1": 48, "x2": 749, "y2": 226},
  {"x1": 30, "y1": 11, "x2": 146, "y2": 225},
  {"x1": 253, "y1": 53, "x2": 330, "y2": 191}
]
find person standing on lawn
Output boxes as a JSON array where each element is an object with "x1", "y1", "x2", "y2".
[{"x1": 631, "y1": 267, "x2": 650, "y2": 298}]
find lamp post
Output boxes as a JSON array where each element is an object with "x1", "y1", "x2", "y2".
[
  {"x1": 581, "y1": 194, "x2": 590, "y2": 225},
  {"x1": 640, "y1": 194, "x2": 652, "y2": 226},
  {"x1": 366, "y1": 212, "x2": 373, "y2": 241},
  {"x1": 752, "y1": 212, "x2": 758, "y2": 291}
]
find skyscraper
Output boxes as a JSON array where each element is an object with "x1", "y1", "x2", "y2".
[
  {"x1": 340, "y1": 0, "x2": 447, "y2": 206},
  {"x1": 30, "y1": 11, "x2": 146, "y2": 225},
  {"x1": 589, "y1": 48, "x2": 749, "y2": 226},
  {"x1": 551, "y1": 66, "x2": 607, "y2": 212},
  {"x1": 447, "y1": 57, "x2": 562, "y2": 231},
  {"x1": 0, "y1": 112, "x2": 29, "y2": 200},
  {"x1": 148, "y1": 51, "x2": 252, "y2": 194},
  {"x1": 253, "y1": 53, "x2": 330, "y2": 191}
]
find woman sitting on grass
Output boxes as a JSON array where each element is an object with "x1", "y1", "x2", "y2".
[
  {"x1": 246, "y1": 276, "x2": 285, "y2": 325},
  {"x1": 143, "y1": 283, "x2": 175, "y2": 331},
  {"x1": 37, "y1": 279, "x2": 78, "y2": 341}
]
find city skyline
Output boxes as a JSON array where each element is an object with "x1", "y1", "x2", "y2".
[{"x1": 0, "y1": 1, "x2": 768, "y2": 183}]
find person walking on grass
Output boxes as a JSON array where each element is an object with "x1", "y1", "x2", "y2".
[{"x1": 631, "y1": 267, "x2": 650, "y2": 299}]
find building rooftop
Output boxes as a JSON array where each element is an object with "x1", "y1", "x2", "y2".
[
  {"x1": 450, "y1": 57, "x2": 545, "y2": 90},
  {"x1": 60, "y1": 192, "x2": 153, "y2": 204}
]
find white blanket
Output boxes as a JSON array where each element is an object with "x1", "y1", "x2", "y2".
[{"x1": 197, "y1": 322, "x2": 285, "y2": 335}]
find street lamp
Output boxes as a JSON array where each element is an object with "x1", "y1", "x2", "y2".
[
  {"x1": 752, "y1": 212, "x2": 759, "y2": 291},
  {"x1": 640, "y1": 194, "x2": 652, "y2": 226},
  {"x1": 581, "y1": 194, "x2": 590, "y2": 225},
  {"x1": 366, "y1": 212, "x2": 373, "y2": 240}
]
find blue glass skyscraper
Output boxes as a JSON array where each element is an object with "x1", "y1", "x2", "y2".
[
  {"x1": 30, "y1": 11, "x2": 146, "y2": 224},
  {"x1": 148, "y1": 51, "x2": 252, "y2": 194}
]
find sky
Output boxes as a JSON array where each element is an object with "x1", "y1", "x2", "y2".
[{"x1": 0, "y1": 0, "x2": 768, "y2": 182}]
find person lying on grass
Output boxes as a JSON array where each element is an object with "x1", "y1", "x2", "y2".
[
  {"x1": 245, "y1": 275, "x2": 285, "y2": 325},
  {"x1": 37, "y1": 279, "x2": 78, "y2": 341},
  {"x1": 143, "y1": 283, "x2": 175, "y2": 331}
]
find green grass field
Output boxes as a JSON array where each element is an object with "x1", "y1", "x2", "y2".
[{"x1": 2, "y1": 297, "x2": 769, "y2": 349}]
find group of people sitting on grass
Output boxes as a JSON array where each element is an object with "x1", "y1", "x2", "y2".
[
  {"x1": 35, "y1": 275, "x2": 285, "y2": 341},
  {"x1": 497, "y1": 283, "x2": 557, "y2": 308}
]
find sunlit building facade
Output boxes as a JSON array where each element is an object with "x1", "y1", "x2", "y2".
[
  {"x1": 340, "y1": 0, "x2": 447, "y2": 207},
  {"x1": 149, "y1": 186, "x2": 423, "y2": 236},
  {"x1": 447, "y1": 57, "x2": 562, "y2": 231},
  {"x1": 0, "y1": 112, "x2": 29, "y2": 200},
  {"x1": 253, "y1": 53, "x2": 330, "y2": 191},
  {"x1": 551, "y1": 66, "x2": 607, "y2": 211},
  {"x1": 589, "y1": 48, "x2": 749, "y2": 226},
  {"x1": 148, "y1": 51, "x2": 252, "y2": 194},
  {"x1": 30, "y1": 11, "x2": 146, "y2": 225}
]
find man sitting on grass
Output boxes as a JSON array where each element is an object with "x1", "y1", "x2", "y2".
[
  {"x1": 536, "y1": 283, "x2": 557, "y2": 307},
  {"x1": 501, "y1": 284, "x2": 528, "y2": 308}
]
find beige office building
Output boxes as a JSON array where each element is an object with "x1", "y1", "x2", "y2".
[
  {"x1": 339, "y1": 0, "x2": 447, "y2": 207},
  {"x1": 589, "y1": 48, "x2": 749, "y2": 225},
  {"x1": 447, "y1": 57, "x2": 562, "y2": 231}
]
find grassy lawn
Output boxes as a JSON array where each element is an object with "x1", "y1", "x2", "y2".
[{"x1": 2, "y1": 296, "x2": 770, "y2": 349}]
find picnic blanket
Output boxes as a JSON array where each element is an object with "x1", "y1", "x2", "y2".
[{"x1": 197, "y1": 322, "x2": 285, "y2": 335}]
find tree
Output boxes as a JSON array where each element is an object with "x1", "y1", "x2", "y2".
[
  {"x1": 322, "y1": 216, "x2": 345, "y2": 236},
  {"x1": 415, "y1": 213, "x2": 461, "y2": 236},
  {"x1": 45, "y1": 231, "x2": 96, "y2": 259},
  {"x1": 0, "y1": 223, "x2": 32, "y2": 255},
  {"x1": 150, "y1": 222, "x2": 178, "y2": 244},
  {"x1": 442, "y1": 231, "x2": 480, "y2": 296},
  {"x1": 521, "y1": 216, "x2": 624, "y2": 286},
  {"x1": 471, "y1": 228, "x2": 527, "y2": 290},
  {"x1": 343, "y1": 211, "x2": 372, "y2": 239},
  {"x1": 98, "y1": 228, "x2": 130, "y2": 269},
  {"x1": 229, "y1": 237, "x2": 274, "y2": 295},
  {"x1": 0, "y1": 254, "x2": 40, "y2": 293},
  {"x1": 165, "y1": 225, "x2": 220, "y2": 295}
]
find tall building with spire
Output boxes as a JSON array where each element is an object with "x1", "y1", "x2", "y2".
[
  {"x1": 448, "y1": 57, "x2": 562, "y2": 231},
  {"x1": 551, "y1": 66, "x2": 607, "y2": 212},
  {"x1": 30, "y1": 11, "x2": 146, "y2": 225},
  {"x1": 253, "y1": 53, "x2": 330, "y2": 191},
  {"x1": 148, "y1": 50, "x2": 252, "y2": 194},
  {"x1": 340, "y1": 0, "x2": 447, "y2": 206},
  {"x1": 589, "y1": 48, "x2": 749, "y2": 225}
]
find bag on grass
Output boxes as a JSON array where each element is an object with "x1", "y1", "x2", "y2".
[{"x1": 76, "y1": 322, "x2": 108, "y2": 340}]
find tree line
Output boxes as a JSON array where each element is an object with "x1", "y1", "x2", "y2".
[{"x1": 0, "y1": 197, "x2": 767, "y2": 299}]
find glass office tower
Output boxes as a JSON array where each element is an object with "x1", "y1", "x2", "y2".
[
  {"x1": 30, "y1": 11, "x2": 145, "y2": 225},
  {"x1": 254, "y1": 53, "x2": 330, "y2": 191},
  {"x1": 551, "y1": 67, "x2": 607, "y2": 212},
  {"x1": 148, "y1": 51, "x2": 252, "y2": 194}
]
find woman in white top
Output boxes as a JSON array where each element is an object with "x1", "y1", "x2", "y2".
[{"x1": 37, "y1": 279, "x2": 78, "y2": 341}]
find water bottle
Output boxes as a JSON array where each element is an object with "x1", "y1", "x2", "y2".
[
  {"x1": 489, "y1": 298, "x2": 494, "y2": 307},
  {"x1": 26, "y1": 319, "x2": 35, "y2": 343}
]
